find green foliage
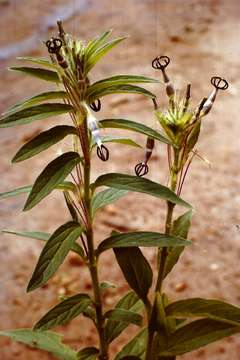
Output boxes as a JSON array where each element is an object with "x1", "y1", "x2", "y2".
[
  {"x1": 10, "y1": 66, "x2": 59, "y2": 82},
  {"x1": 0, "y1": 329, "x2": 77, "y2": 360},
  {"x1": 0, "y1": 103, "x2": 73, "y2": 127},
  {"x1": 12, "y1": 125, "x2": 76, "y2": 162},
  {"x1": 114, "y1": 247, "x2": 153, "y2": 301},
  {"x1": 159, "y1": 319, "x2": 240, "y2": 356},
  {"x1": 27, "y1": 222, "x2": 83, "y2": 291},
  {"x1": 77, "y1": 347, "x2": 99, "y2": 359},
  {"x1": 92, "y1": 188, "x2": 128, "y2": 214},
  {"x1": 97, "y1": 231, "x2": 191, "y2": 254},
  {"x1": 114, "y1": 329, "x2": 147, "y2": 360},
  {"x1": 99, "y1": 118, "x2": 171, "y2": 144},
  {"x1": 24, "y1": 152, "x2": 81, "y2": 210},
  {"x1": 34, "y1": 294, "x2": 92, "y2": 330},
  {"x1": 94, "y1": 173, "x2": 191, "y2": 208},
  {"x1": 105, "y1": 291, "x2": 143, "y2": 344}
]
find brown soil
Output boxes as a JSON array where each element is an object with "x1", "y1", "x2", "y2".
[{"x1": 0, "y1": 0, "x2": 240, "y2": 359}]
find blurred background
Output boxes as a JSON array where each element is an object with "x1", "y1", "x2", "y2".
[{"x1": 0, "y1": 0, "x2": 239, "y2": 359}]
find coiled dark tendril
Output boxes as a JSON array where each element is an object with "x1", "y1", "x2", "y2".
[
  {"x1": 152, "y1": 55, "x2": 170, "y2": 70},
  {"x1": 211, "y1": 76, "x2": 229, "y2": 90},
  {"x1": 135, "y1": 162, "x2": 149, "y2": 177},
  {"x1": 46, "y1": 38, "x2": 62, "y2": 54},
  {"x1": 90, "y1": 99, "x2": 101, "y2": 112},
  {"x1": 97, "y1": 145, "x2": 109, "y2": 161}
]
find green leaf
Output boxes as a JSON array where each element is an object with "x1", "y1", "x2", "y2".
[
  {"x1": 99, "y1": 119, "x2": 171, "y2": 145},
  {"x1": 105, "y1": 291, "x2": 143, "y2": 344},
  {"x1": 2, "y1": 229, "x2": 84, "y2": 257},
  {"x1": 17, "y1": 56, "x2": 57, "y2": 69},
  {"x1": 0, "y1": 185, "x2": 32, "y2": 199},
  {"x1": 10, "y1": 66, "x2": 59, "y2": 82},
  {"x1": 114, "y1": 247, "x2": 152, "y2": 300},
  {"x1": 85, "y1": 37, "x2": 126, "y2": 73},
  {"x1": 160, "y1": 319, "x2": 240, "y2": 356},
  {"x1": 97, "y1": 231, "x2": 191, "y2": 255},
  {"x1": 94, "y1": 173, "x2": 191, "y2": 208},
  {"x1": 165, "y1": 298, "x2": 240, "y2": 327},
  {"x1": 77, "y1": 347, "x2": 99, "y2": 360},
  {"x1": 85, "y1": 30, "x2": 112, "y2": 57},
  {"x1": 0, "y1": 329, "x2": 77, "y2": 360},
  {"x1": 99, "y1": 281, "x2": 116, "y2": 291},
  {"x1": 114, "y1": 328, "x2": 147, "y2": 360},
  {"x1": 87, "y1": 84, "x2": 156, "y2": 103},
  {"x1": 12, "y1": 125, "x2": 76, "y2": 163},
  {"x1": 0, "y1": 103, "x2": 73, "y2": 128},
  {"x1": 105, "y1": 309, "x2": 142, "y2": 326},
  {"x1": 23, "y1": 152, "x2": 81, "y2": 211},
  {"x1": 163, "y1": 210, "x2": 193, "y2": 278},
  {"x1": 27, "y1": 221, "x2": 83, "y2": 291},
  {"x1": 88, "y1": 75, "x2": 159, "y2": 95},
  {"x1": 6, "y1": 91, "x2": 68, "y2": 115},
  {"x1": 186, "y1": 120, "x2": 201, "y2": 155},
  {"x1": 92, "y1": 188, "x2": 128, "y2": 214},
  {"x1": 92, "y1": 136, "x2": 141, "y2": 149},
  {"x1": 0, "y1": 181, "x2": 76, "y2": 201},
  {"x1": 34, "y1": 293, "x2": 91, "y2": 330}
]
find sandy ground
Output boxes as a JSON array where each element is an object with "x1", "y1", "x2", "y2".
[{"x1": 0, "y1": 0, "x2": 240, "y2": 359}]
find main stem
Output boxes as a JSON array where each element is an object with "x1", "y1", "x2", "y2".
[
  {"x1": 82, "y1": 124, "x2": 108, "y2": 360},
  {"x1": 145, "y1": 148, "x2": 179, "y2": 360}
]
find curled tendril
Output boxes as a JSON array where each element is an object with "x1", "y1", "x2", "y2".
[
  {"x1": 135, "y1": 162, "x2": 149, "y2": 177},
  {"x1": 46, "y1": 38, "x2": 62, "y2": 54},
  {"x1": 211, "y1": 76, "x2": 229, "y2": 90},
  {"x1": 152, "y1": 55, "x2": 170, "y2": 70},
  {"x1": 97, "y1": 145, "x2": 109, "y2": 161},
  {"x1": 90, "y1": 99, "x2": 101, "y2": 112}
]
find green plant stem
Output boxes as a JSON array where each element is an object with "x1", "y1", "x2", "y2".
[
  {"x1": 82, "y1": 122, "x2": 108, "y2": 360},
  {"x1": 145, "y1": 148, "x2": 180, "y2": 360}
]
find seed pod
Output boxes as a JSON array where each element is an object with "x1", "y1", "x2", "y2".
[
  {"x1": 135, "y1": 162, "x2": 149, "y2": 177},
  {"x1": 202, "y1": 76, "x2": 228, "y2": 115},
  {"x1": 90, "y1": 99, "x2": 101, "y2": 112},
  {"x1": 134, "y1": 137, "x2": 154, "y2": 177},
  {"x1": 152, "y1": 55, "x2": 175, "y2": 97},
  {"x1": 97, "y1": 144, "x2": 109, "y2": 161}
]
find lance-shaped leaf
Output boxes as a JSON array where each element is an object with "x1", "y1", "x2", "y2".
[
  {"x1": 91, "y1": 136, "x2": 141, "y2": 149},
  {"x1": 87, "y1": 84, "x2": 156, "y2": 104},
  {"x1": 6, "y1": 91, "x2": 68, "y2": 115},
  {"x1": 0, "y1": 329, "x2": 77, "y2": 360},
  {"x1": 34, "y1": 293, "x2": 91, "y2": 330},
  {"x1": 17, "y1": 56, "x2": 57, "y2": 69},
  {"x1": 77, "y1": 347, "x2": 99, "y2": 360},
  {"x1": 163, "y1": 209, "x2": 193, "y2": 278},
  {"x1": 159, "y1": 318, "x2": 240, "y2": 356},
  {"x1": 0, "y1": 103, "x2": 73, "y2": 128},
  {"x1": 94, "y1": 173, "x2": 191, "y2": 209},
  {"x1": 105, "y1": 309, "x2": 142, "y2": 326},
  {"x1": 85, "y1": 30, "x2": 112, "y2": 57},
  {"x1": 0, "y1": 185, "x2": 32, "y2": 199},
  {"x1": 10, "y1": 66, "x2": 59, "y2": 82},
  {"x1": 114, "y1": 328, "x2": 147, "y2": 360},
  {"x1": 114, "y1": 247, "x2": 152, "y2": 300},
  {"x1": 27, "y1": 221, "x2": 83, "y2": 291},
  {"x1": 0, "y1": 181, "x2": 76, "y2": 201},
  {"x1": 97, "y1": 231, "x2": 191, "y2": 255},
  {"x1": 105, "y1": 291, "x2": 143, "y2": 344},
  {"x1": 99, "y1": 119, "x2": 171, "y2": 145},
  {"x1": 88, "y1": 75, "x2": 159, "y2": 94},
  {"x1": 12, "y1": 125, "x2": 77, "y2": 163},
  {"x1": 165, "y1": 298, "x2": 240, "y2": 327},
  {"x1": 85, "y1": 36, "x2": 126, "y2": 73},
  {"x1": 92, "y1": 188, "x2": 128, "y2": 214},
  {"x1": 2, "y1": 229, "x2": 84, "y2": 257},
  {"x1": 23, "y1": 152, "x2": 81, "y2": 211}
]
